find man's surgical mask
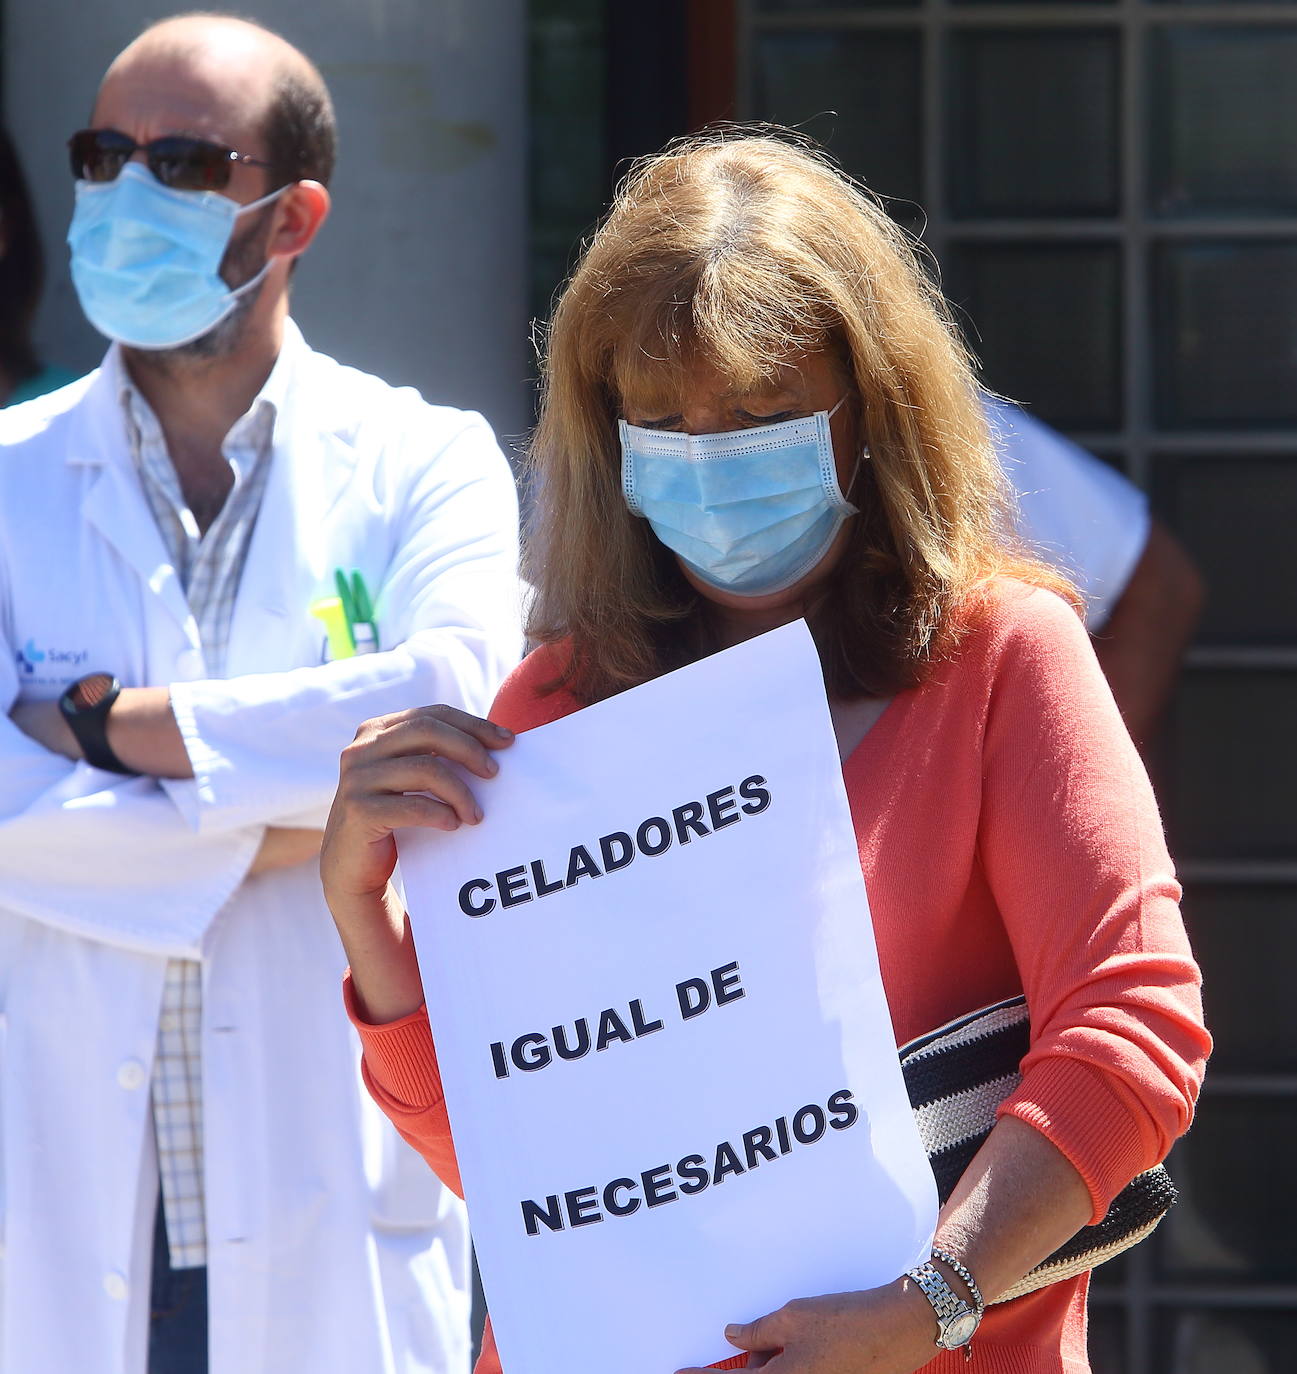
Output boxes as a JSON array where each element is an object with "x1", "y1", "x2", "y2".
[
  {"x1": 619, "y1": 399, "x2": 860, "y2": 598},
  {"x1": 67, "y1": 162, "x2": 287, "y2": 350}
]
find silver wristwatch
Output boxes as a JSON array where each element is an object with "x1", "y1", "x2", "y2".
[{"x1": 906, "y1": 1251, "x2": 985, "y2": 1358}]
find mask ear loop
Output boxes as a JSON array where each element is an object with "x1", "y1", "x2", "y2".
[
  {"x1": 825, "y1": 392, "x2": 867, "y2": 506},
  {"x1": 235, "y1": 180, "x2": 293, "y2": 219},
  {"x1": 222, "y1": 182, "x2": 295, "y2": 304},
  {"x1": 843, "y1": 449, "x2": 868, "y2": 505}
]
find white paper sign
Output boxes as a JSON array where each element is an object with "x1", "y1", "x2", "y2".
[{"x1": 399, "y1": 621, "x2": 937, "y2": 1374}]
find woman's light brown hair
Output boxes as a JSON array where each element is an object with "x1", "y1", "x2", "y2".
[{"x1": 526, "y1": 128, "x2": 1072, "y2": 703}]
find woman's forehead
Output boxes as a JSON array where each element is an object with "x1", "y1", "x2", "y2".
[{"x1": 614, "y1": 350, "x2": 833, "y2": 412}]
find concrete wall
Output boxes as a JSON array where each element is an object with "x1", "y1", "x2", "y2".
[{"x1": 4, "y1": 0, "x2": 531, "y2": 449}]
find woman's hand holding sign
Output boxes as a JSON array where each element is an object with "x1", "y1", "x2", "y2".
[
  {"x1": 321, "y1": 705, "x2": 514, "y2": 1023},
  {"x1": 675, "y1": 1284, "x2": 936, "y2": 1374}
]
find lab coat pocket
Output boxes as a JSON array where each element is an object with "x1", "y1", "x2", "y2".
[{"x1": 365, "y1": 1095, "x2": 458, "y2": 1232}]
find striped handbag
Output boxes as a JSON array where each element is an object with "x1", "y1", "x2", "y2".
[{"x1": 899, "y1": 994, "x2": 1178, "y2": 1302}]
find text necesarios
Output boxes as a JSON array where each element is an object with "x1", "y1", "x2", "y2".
[{"x1": 520, "y1": 1089, "x2": 861, "y2": 1236}]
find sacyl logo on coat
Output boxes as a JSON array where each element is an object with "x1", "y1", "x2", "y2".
[{"x1": 15, "y1": 640, "x2": 88, "y2": 676}]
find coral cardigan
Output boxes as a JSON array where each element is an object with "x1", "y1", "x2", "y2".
[{"x1": 347, "y1": 582, "x2": 1210, "y2": 1374}]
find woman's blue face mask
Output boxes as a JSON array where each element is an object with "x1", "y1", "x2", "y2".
[{"x1": 619, "y1": 397, "x2": 861, "y2": 598}]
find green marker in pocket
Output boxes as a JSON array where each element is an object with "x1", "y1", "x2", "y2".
[{"x1": 334, "y1": 569, "x2": 380, "y2": 654}]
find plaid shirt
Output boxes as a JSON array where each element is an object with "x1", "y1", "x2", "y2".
[{"x1": 116, "y1": 348, "x2": 285, "y2": 1268}]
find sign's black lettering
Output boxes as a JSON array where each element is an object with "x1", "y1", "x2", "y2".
[
  {"x1": 517, "y1": 1087, "x2": 861, "y2": 1237},
  {"x1": 457, "y1": 776, "x2": 775, "y2": 920}
]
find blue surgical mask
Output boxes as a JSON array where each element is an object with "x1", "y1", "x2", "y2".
[
  {"x1": 619, "y1": 399, "x2": 860, "y2": 597},
  {"x1": 67, "y1": 162, "x2": 286, "y2": 350}
]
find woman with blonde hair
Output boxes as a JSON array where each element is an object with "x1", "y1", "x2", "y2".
[{"x1": 321, "y1": 131, "x2": 1208, "y2": 1373}]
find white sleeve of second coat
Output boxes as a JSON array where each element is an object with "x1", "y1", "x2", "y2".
[
  {"x1": 988, "y1": 398, "x2": 1151, "y2": 629},
  {"x1": 161, "y1": 413, "x2": 523, "y2": 836}
]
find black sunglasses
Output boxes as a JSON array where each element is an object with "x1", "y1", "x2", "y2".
[{"x1": 68, "y1": 128, "x2": 273, "y2": 192}]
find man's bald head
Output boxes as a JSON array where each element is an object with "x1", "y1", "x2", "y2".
[
  {"x1": 98, "y1": 12, "x2": 336, "y2": 188},
  {"x1": 116, "y1": 13, "x2": 312, "y2": 77}
]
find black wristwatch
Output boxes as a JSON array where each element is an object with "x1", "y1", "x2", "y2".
[{"x1": 58, "y1": 672, "x2": 138, "y2": 775}]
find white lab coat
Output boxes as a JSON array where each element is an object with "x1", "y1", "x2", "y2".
[{"x1": 0, "y1": 323, "x2": 523, "y2": 1374}]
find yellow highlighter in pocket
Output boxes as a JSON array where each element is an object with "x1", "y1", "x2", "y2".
[{"x1": 309, "y1": 596, "x2": 356, "y2": 661}]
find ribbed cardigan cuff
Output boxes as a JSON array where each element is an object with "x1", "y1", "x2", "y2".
[
  {"x1": 1000, "y1": 1055, "x2": 1149, "y2": 1224},
  {"x1": 342, "y1": 970, "x2": 445, "y2": 1110}
]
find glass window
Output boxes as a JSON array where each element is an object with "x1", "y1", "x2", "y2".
[
  {"x1": 1154, "y1": 240, "x2": 1297, "y2": 428},
  {"x1": 1152, "y1": 457, "x2": 1297, "y2": 643},
  {"x1": 529, "y1": 0, "x2": 607, "y2": 324},
  {"x1": 1168, "y1": 670, "x2": 1297, "y2": 861},
  {"x1": 1090, "y1": 1249, "x2": 1129, "y2": 1291},
  {"x1": 1159, "y1": 1099, "x2": 1297, "y2": 1283},
  {"x1": 949, "y1": 29, "x2": 1120, "y2": 217},
  {"x1": 1155, "y1": 1309, "x2": 1297, "y2": 1374},
  {"x1": 1180, "y1": 885, "x2": 1297, "y2": 1074},
  {"x1": 752, "y1": 29, "x2": 923, "y2": 206},
  {"x1": 946, "y1": 242, "x2": 1122, "y2": 428},
  {"x1": 1088, "y1": 1305, "x2": 1127, "y2": 1372},
  {"x1": 1165, "y1": 1309, "x2": 1297, "y2": 1374},
  {"x1": 1151, "y1": 26, "x2": 1297, "y2": 216}
]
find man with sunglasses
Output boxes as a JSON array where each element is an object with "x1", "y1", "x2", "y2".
[{"x1": 0, "y1": 14, "x2": 520, "y2": 1374}]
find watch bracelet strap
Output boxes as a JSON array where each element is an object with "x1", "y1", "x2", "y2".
[{"x1": 905, "y1": 1260, "x2": 965, "y2": 1324}]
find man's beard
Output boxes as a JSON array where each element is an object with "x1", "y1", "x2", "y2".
[{"x1": 128, "y1": 204, "x2": 275, "y2": 371}]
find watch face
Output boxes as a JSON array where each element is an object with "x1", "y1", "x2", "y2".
[
  {"x1": 942, "y1": 1311, "x2": 979, "y2": 1347},
  {"x1": 70, "y1": 672, "x2": 115, "y2": 712}
]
